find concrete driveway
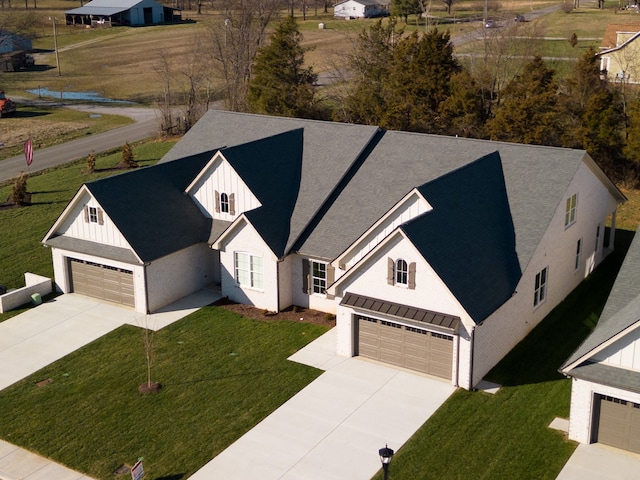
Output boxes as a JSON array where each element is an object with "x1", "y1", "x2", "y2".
[
  {"x1": 557, "y1": 442, "x2": 640, "y2": 480},
  {"x1": 190, "y1": 329, "x2": 456, "y2": 480}
]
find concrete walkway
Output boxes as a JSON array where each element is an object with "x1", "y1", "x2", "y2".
[
  {"x1": 0, "y1": 290, "x2": 220, "y2": 480},
  {"x1": 190, "y1": 329, "x2": 456, "y2": 480}
]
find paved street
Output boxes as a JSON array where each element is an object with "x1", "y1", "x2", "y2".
[{"x1": 0, "y1": 104, "x2": 159, "y2": 184}]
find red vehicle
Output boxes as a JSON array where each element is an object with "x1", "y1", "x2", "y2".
[{"x1": 0, "y1": 90, "x2": 16, "y2": 118}]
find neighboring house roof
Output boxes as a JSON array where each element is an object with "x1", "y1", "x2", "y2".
[
  {"x1": 562, "y1": 228, "x2": 640, "y2": 374},
  {"x1": 66, "y1": 0, "x2": 158, "y2": 15},
  {"x1": 0, "y1": 32, "x2": 32, "y2": 54},
  {"x1": 400, "y1": 153, "x2": 521, "y2": 322},
  {"x1": 600, "y1": 23, "x2": 640, "y2": 50}
]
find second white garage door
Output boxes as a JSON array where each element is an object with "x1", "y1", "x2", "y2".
[{"x1": 356, "y1": 314, "x2": 453, "y2": 379}]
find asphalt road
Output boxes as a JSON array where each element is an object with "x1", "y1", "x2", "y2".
[{"x1": 0, "y1": 104, "x2": 160, "y2": 184}]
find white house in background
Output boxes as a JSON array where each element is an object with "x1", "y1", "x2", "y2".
[
  {"x1": 0, "y1": 32, "x2": 32, "y2": 54},
  {"x1": 561, "y1": 228, "x2": 640, "y2": 454},
  {"x1": 334, "y1": 0, "x2": 389, "y2": 19},
  {"x1": 597, "y1": 23, "x2": 640, "y2": 84},
  {"x1": 44, "y1": 111, "x2": 624, "y2": 390}
]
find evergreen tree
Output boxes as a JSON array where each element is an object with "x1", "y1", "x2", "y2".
[
  {"x1": 391, "y1": 0, "x2": 421, "y2": 23},
  {"x1": 485, "y1": 56, "x2": 562, "y2": 145},
  {"x1": 247, "y1": 16, "x2": 317, "y2": 118},
  {"x1": 337, "y1": 19, "x2": 398, "y2": 126},
  {"x1": 382, "y1": 29, "x2": 461, "y2": 133},
  {"x1": 439, "y1": 70, "x2": 486, "y2": 138}
]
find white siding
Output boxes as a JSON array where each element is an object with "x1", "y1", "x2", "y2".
[
  {"x1": 189, "y1": 156, "x2": 261, "y2": 221},
  {"x1": 219, "y1": 221, "x2": 279, "y2": 311},
  {"x1": 54, "y1": 192, "x2": 131, "y2": 249},
  {"x1": 334, "y1": 0, "x2": 366, "y2": 17},
  {"x1": 568, "y1": 377, "x2": 640, "y2": 444},
  {"x1": 146, "y1": 244, "x2": 218, "y2": 313},
  {"x1": 593, "y1": 326, "x2": 640, "y2": 370},
  {"x1": 333, "y1": 233, "x2": 474, "y2": 387},
  {"x1": 338, "y1": 192, "x2": 431, "y2": 270},
  {"x1": 278, "y1": 255, "x2": 293, "y2": 311},
  {"x1": 472, "y1": 162, "x2": 619, "y2": 384}
]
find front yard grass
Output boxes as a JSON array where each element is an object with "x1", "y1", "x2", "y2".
[
  {"x1": 373, "y1": 230, "x2": 634, "y2": 479},
  {"x1": 0, "y1": 306, "x2": 328, "y2": 479}
]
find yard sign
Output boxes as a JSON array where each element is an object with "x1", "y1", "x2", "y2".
[{"x1": 131, "y1": 460, "x2": 144, "y2": 480}]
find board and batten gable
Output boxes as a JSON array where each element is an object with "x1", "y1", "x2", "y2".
[
  {"x1": 217, "y1": 217, "x2": 280, "y2": 311},
  {"x1": 335, "y1": 189, "x2": 432, "y2": 271},
  {"x1": 47, "y1": 187, "x2": 132, "y2": 250},
  {"x1": 592, "y1": 324, "x2": 640, "y2": 369},
  {"x1": 186, "y1": 152, "x2": 262, "y2": 221},
  {"x1": 331, "y1": 230, "x2": 473, "y2": 385},
  {"x1": 472, "y1": 159, "x2": 621, "y2": 383}
]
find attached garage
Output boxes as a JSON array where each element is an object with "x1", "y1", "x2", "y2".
[
  {"x1": 356, "y1": 314, "x2": 454, "y2": 379},
  {"x1": 593, "y1": 394, "x2": 640, "y2": 453},
  {"x1": 69, "y1": 258, "x2": 135, "y2": 307}
]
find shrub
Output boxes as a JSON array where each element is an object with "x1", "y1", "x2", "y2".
[
  {"x1": 561, "y1": 2, "x2": 574, "y2": 13},
  {"x1": 85, "y1": 151, "x2": 96, "y2": 175},
  {"x1": 121, "y1": 142, "x2": 138, "y2": 168},
  {"x1": 10, "y1": 171, "x2": 28, "y2": 205},
  {"x1": 569, "y1": 32, "x2": 578, "y2": 47}
]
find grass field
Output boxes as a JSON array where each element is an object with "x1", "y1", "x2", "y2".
[{"x1": 0, "y1": 306, "x2": 329, "y2": 479}]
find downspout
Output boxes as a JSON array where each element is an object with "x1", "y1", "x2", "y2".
[
  {"x1": 469, "y1": 325, "x2": 476, "y2": 390},
  {"x1": 276, "y1": 259, "x2": 280, "y2": 313},
  {"x1": 143, "y1": 263, "x2": 150, "y2": 314}
]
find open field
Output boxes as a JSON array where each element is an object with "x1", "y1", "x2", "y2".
[{"x1": 0, "y1": 0, "x2": 625, "y2": 106}]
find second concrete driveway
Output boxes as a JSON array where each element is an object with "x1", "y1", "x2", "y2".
[{"x1": 190, "y1": 329, "x2": 456, "y2": 480}]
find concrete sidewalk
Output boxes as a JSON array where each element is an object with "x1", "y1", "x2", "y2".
[{"x1": 190, "y1": 329, "x2": 456, "y2": 480}]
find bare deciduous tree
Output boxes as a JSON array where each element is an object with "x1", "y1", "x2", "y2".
[{"x1": 203, "y1": 0, "x2": 283, "y2": 111}]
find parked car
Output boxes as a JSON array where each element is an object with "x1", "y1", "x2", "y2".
[
  {"x1": 485, "y1": 19, "x2": 497, "y2": 28},
  {"x1": 514, "y1": 14, "x2": 526, "y2": 22}
]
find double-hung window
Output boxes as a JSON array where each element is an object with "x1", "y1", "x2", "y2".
[
  {"x1": 312, "y1": 261, "x2": 327, "y2": 294},
  {"x1": 565, "y1": 194, "x2": 577, "y2": 227},
  {"x1": 234, "y1": 252, "x2": 263, "y2": 289},
  {"x1": 88, "y1": 206, "x2": 98, "y2": 223},
  {"x1": 534, "y1": 267, "x2": 548, "y2": 307},
  {"x1": 220, "y1": 193, "x2": 229, "y2": 213}
]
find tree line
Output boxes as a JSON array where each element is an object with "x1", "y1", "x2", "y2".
[{"x1": 155, "y1": 0, "x2": 637, "y2": 186}]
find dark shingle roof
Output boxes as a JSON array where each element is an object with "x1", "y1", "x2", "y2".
[
  {"x1": 160, "y1": 110, "x2": 380, "y2": 256},
  {"x1": 221, "y1": 130, "x2": 304, "y2": 257},
  {"x1": 84, "y1": 150, "x2": 214, "y2": 262},
  {"x1": 401, "y1": 153, "x2": 521, "y2": 322},
  {"x1": 562, "y1": 228, "x2": 640, "y2": 371}
]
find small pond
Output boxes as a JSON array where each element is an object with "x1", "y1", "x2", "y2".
[{"x1": 26, "y1": 88, "x2": 134, "y2": 104}]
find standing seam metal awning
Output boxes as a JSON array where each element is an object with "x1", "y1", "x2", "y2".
[{"x1": 340, "y1": 292, "x2": 460, "y2": 334}]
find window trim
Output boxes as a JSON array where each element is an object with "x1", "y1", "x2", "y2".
[
  {"x1": 88, "y1": 206, "x2": 98, "y2": 223},
  {"x1": 565, "y1": 193, "x2": 577, "y2": 228},
  {"x1": 312, "y1": 261, "x2": 327, "y2": 295},
  {"x1": 395, "y1": 259, "x2": 408, "y2": 286},
  {"x1": 534, "y1": 266, "x2": 548, "y2": 308},
  {"x1": 220, "y1": 192, "x2": 229, "y2": 213},
  {"x1": 234, "y1": 252, "x2": 264, "y2": 290}
]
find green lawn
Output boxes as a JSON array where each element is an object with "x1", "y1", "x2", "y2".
[
  {"x1": 0, "y1": 307, "x2": 329, "y2": 479},
  {"x1": 372, "y1": 230, "x2": 634, "y2": 479}
]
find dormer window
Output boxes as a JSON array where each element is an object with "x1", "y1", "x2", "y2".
[
  {"x1": 83, "y1": 205, "x2": 104, "y2": 225},
  {"x1": 387, "y1": 257, "x2": 416, "y2": 289},
  {"x1": 220, "y1": 193, "x2": 229, "y2": 213},
  {"x1": 395, "y1": 259, "x2": 408, "y2": 285},
  {"x1": 215, "y1": 191, "x2": 236, "y2": 215}
]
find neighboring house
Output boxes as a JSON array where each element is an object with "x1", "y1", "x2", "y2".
[
  {"x1": 334, "y1": 0, "x2": 389, "y2": 18},
  {"x1": 43, "y1": 111, "x2": 624, "y2": 390},
  {"x1": 65, "y1": 0, "x2": 176, "y2": 27},
  {"x1": 0, "y1": 32, "x2": 32, "y2": 54},
  {"x1": 561, "y1": 229, "x2": 640, "y2": 454},
  {"x1": 597, "y1": 23, "x2": 640, "y2": 84}
]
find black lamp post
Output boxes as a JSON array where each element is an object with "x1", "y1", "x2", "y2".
[{"x1": 379, "y1": 444, "x2": 394, "y2": 480}]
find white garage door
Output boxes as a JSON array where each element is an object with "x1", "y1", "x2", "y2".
[
  {"x1": 594, "y1": 394, "x2": 640, "y2": 454},
  {"x1": 357, "y1": 314, "x2": 453, "y2": 379},
  {"x1": 69, "y1": 258, "x2": 135, "y2": 307}
]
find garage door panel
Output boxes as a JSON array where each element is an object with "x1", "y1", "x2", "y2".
[
  {"x1": 70, "y1": 259, "x2": 135, "y2": 307},
  {"x1": 356, "y1": 315, "x2": 453, "y2": 380},
  {"x1": 596, "y1": 395, "x2": 640, "y2": 454}
]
